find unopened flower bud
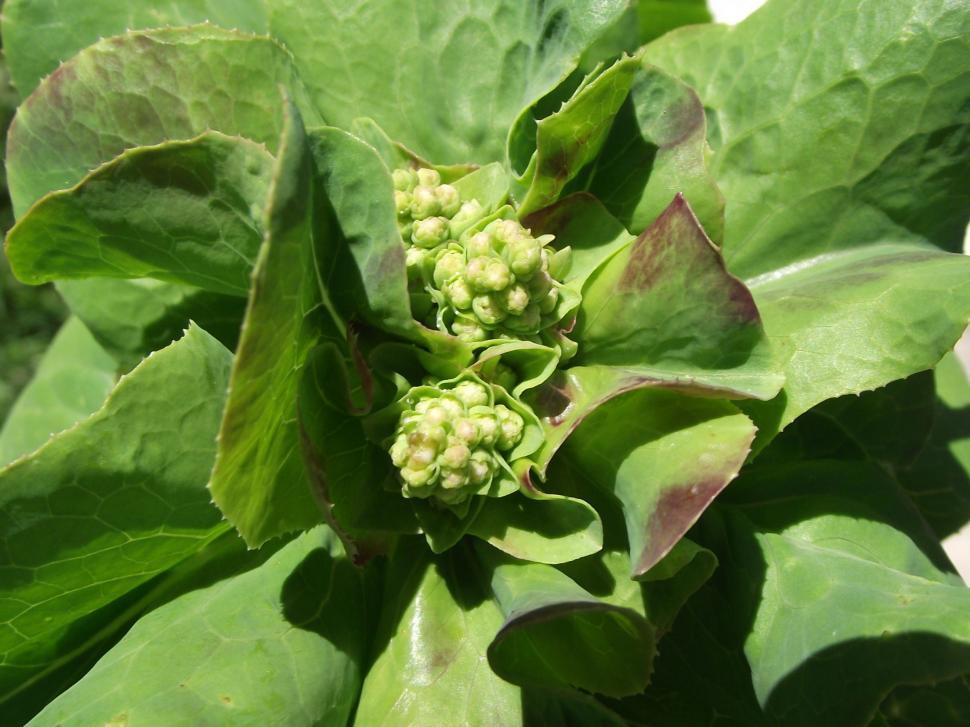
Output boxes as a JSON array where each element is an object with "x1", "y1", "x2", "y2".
[
  {"x1": 473, "y1": 294, "x2": 506, "y2": 325},
  {"x1": 435, "y1": 184, "x2": 461, "y2": 217},
  {"x1": 412, "y1": 216, "x2": 450, "y2": 249},
  {"x1": 410, "y1": 186, "x2": 440, "y2": 220},
  {"x1": 393, "y1": 168, "x2": 417, "y2": 191},
  {"x1": 416, "y1": 168, "x2": 442, "y2": 187},
  {"x1": 434, "y1": 250, "x2": 465, "y2": 287}
]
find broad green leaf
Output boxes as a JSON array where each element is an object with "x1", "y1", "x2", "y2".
[
  {"x1": 298, "y1": 342, "x2": 417, "y2": 559},
  {"x1": 56, "y1": 278, "x2": 244, "y2": 372},
  {"x1": 570, "y1": 195, "x2": 781, "y2": 400},
  {"x1": 2, "y1": 0, "x2": 268, "y2": 96},
  {"x1": 570, "y1": 63, "x2": 724, "y2": 241},
  {"x1": 0, "y1": 324, "x2": 232, "y2": 712},
  {"x1": 7, "y1": 133, "x2": 272, "y2": 295},
  {"x1": 514, "y1": 55, "x2": 640, "y2": 216},
  {"x1": 900, "y1": 352, "x2": 970, "y2": 539},
  {"x1": 6, "y1": 25, "x2": 318, "y2": 216},
  {"x1": 744, "y1": 245, "x2": 970, "y2": 439},
  {"x1": 0, "y1": 317, "x2": 115, "y2": 466},
  {"x1": 267, "y1": 0, "x2": 628, "y2": 164},
  {"x1": 645, "y1": 0, "x2": 970, "y2": 278},
  {"x1": 718, "y1": 462, "x2": 970, "y2": 725},
  {"x1": 209, "y1": 101, "x2": 326, "y2": 546},
  {"x1": 564, "y1": 386, "x2": 754, "y2": 575},
  {"x1": 355, "y1": 539, "x2": 522, "y2": 726},
  {"x1": 581, "y1": 0, "x2": 713, "y2": 67},
  {"x1": 305, "y1": 127, "x2": 417, "y2": 339},
  {"x1": 484, "y1": 553, "x2": 654, "y2": 697},
  {"x1": 30, "y1": 526, "x2": 375, "y2": 727},
  {"x1": 468, "y1": 491, "x2": 603, "y2": 564}
]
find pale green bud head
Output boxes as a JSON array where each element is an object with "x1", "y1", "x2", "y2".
[
  {"x1": 393, "y1": 167, "x2": 417, "y2": 191},
  {"x1": 445, "y1": 278, "x2": 473, "y2": 310},
  {"x1": 473, "y1": 294, "x2": 506, "y2": 325},
  {"x1": 412, "y1": 216, "x2": 450, "y2": 249},
  {"x1": 503, "y1": 284, "x2": 530, "y2": 314},
  {"x1": 466, "y1": 231, "x2": 493, "y2": 258},
  {"x1": 468, "y1": 450, "x2": 493, "y2": 485},
  {"x1": 401, "y1": 464, "x2": 436, "y2": 488},
  {"x1": 433, "y1": 250, "x2": 464, "y2": 287},
  {"x1": 509, "y1": 240, "x2": 542, "y2": 277},
  {"x1": 471, "y1": 411, "x2": 499, "y2": 446},
  {"x1": 394, "y1": 190, "x2": 412, "y2": 216},
  {"x1": 416, "y1": 167, "x2": 442, "y2": 187},
  {"x1": 405, "y1": 246, "x2": 430, "y2": 270},
  {"x1": 454, "y1": 380, "x2": 490, "y2": 408},
  {"x1": 450, "y1": 200, "x2": 486, "y2": 237},
  {"x1": 452, "y1": 318, "x2": 488, "y2": 342},
  {"x1": 410, "y1": 185, "x2": 440, "y2": 219},
  {"x1": 435, "y1": 184, "x2": 461, "y2": 217},
  {"x1": 440, "y1": 440, "x2": 471, "y2": 469},
  {"x1": 495, "y1": 405, "x2": 525, "y2": 451}
]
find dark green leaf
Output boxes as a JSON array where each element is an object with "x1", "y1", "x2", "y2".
[
  {"x1": 29, "y1": 527, "x2": 375, "y2": 727},
  {"x1": 6, "y1": 25, "x2": 318, "y2": 216},
  {"x1": 0, "y1": 317, "x2": 115, "y2": 466},
  {"x1": 56, "y1": 278, "x2": 245, "y2": 372},
  {"x1": 2, "y1": 0, "x2": 268, "y2": 96},
  {"x1": 0, "y1": 324, "x2": 232, "y2": 712},
  {"x1": 7, "y1": 133, "x2": 273, "y2": 295},
  {"x1": 267, "y1": 0, "x2": 628, "y2": 163}
]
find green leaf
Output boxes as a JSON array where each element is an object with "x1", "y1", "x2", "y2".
[
  {"x1": 2, "y1": 0, "x2": 268, "y2": 96},
  {"x1": 581, "y1": 0, "x2": 713, "y2": 67},
  {"x1": 522, "y1": 192, "x2": 636, "y2": 291},
  {"x1": 6, "y1": 25, "x2": 318, "y2": 217},
  {"x1": 513, "y1": 55, "x2": 640, "y2": 217},
  {"x1": 355, "y1": 539, "x2": 522, "y2": 726},
  {"x1": 297, "y1": 342, "x2": 417, "y2": 558},
  {"x1": 571, "y1": 63, "x2": 724, "y2": 241},
  {"x1": 305, "y1": 127, "x2": 417, "y2": 339},
  {"x1": 266, "y1": 0, "x2": 628, "y2": 163},
  {"x1": 899, "y1": 352, "x2": 970, "y2": 539},
  {"x1": 7, "y1": 133, "x2": 273, "y2": 295},
  {"x1": 29, "y1": 526, "x2": 375, "y2": 727},
  {"x1": 209, "y1": 101, "x2": 326, "y2": 547},
  {"x1": 484, "y1": 552, "x2": 654, "y2": 697},
  {"x1": 0, "y1": 324, "x2": 232, "y2": 711},
  {"x1": 0, "y1": 317, "x2": 115, "y2": 466},
  {"x1": 570, "y1": 195, "x2": 782, "y2": 400},
  {"x1": 876, "y1": 676, "x2": 970, "y2": 727},
  {"x1": 743, "y1": 245, "x2": 970, "y2": 439},
  {"x1": 468, "y1": 491, "x2": 603, "y2": 564},
  {"x1": 644, "y1": 0, "x2": 970, "y2": 278},
  {"x1": 717, "y1": 461, "x2": 970, "y2": 725},
  {"x1": 56, "y1": 278, "x2": 245, "y2": 372},
  {"x1": 563, "y1": 386, "x2": 754, "y2": 575}
]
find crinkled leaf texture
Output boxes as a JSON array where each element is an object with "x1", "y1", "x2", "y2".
[
  {"x1": 29, "y1": 526, "x2": 376, "y2": 727},
  {"x1": 0, "y1": 325, "x2": 232, "y2": 719}
]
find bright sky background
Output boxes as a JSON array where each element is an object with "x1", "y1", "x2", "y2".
[{"x1": 709, "y1": 0, "x2": 766, "y2": 24}]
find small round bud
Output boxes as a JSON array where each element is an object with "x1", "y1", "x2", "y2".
[
  {"x1": 452, "y1": 318, "x2": 488, "y2": 342},
  {"x1": 471, "y1": 412, "x2": 499, "y2": 446},
  {"x1": 503, "y1": 284, "x2": 530, "y2": 315},
  {"x1": 394, "y1": 190, "x2": 412, "y2": 216},
  {"x1": 468, "y1": 450, "x2": 493, "y2": 485},
  {"x1": 433, "y1": 250, "x2": 464, "y2": 287},
  {"x1": 449, "y1": 200, "x2": 485, "y2": 237},
  {"x1": 435, "y1": 184, "x2": 461, "y2": 217},
  {"x1": 416, "y1": 168, "x2": 442, "y2": 187},
  {"x1": 393, "y1": 168, "x2": 417, "y2": 191},
  {"x1": 466, "y1": 231, "x2": 493, "y2": 258},
  {"x1": 401, "y1": 464, "x2": 436, "y2": 487},
  {"x1": 509, "y1": 240, "x2": 542, "y2": 277},
  {"x1": 440, "y1": 441, "x2": 471, "y2": 469},
  {"x1": 539, "y1": 286, "x2": 559, "y2": 314},
  {"x1": 454, "y1": 381, "x2": 489, "y2": 408},
  {"x1": 473, "y1": 294, "x2": 506, "y2": 325},
  {"x1": 495, "y1": 405, "x2": 525, "y2": 451},
  {"x1": 410, "y1": 186, "x2": 440, "y2": 220},
  {"x1": 445, "y1": 278, "x2": 473, "y2": 310},
  {"x1": 412, "y1": 216, "x2": 450, "y2": 249}
]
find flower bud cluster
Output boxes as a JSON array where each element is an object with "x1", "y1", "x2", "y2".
[
  {"x1": 393, "y1": 167, "x2": 484, "y2": 246},
  {"x1": 389, "y1": 379, "x2": 525, "y2": 505},
  {"x1": 432, "y1": 219, "x2": 568, "y2": 342}
]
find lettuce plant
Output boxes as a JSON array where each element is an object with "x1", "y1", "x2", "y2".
[{"x1": 2, "y1": 0, "x2": 970, "y2": 724}]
